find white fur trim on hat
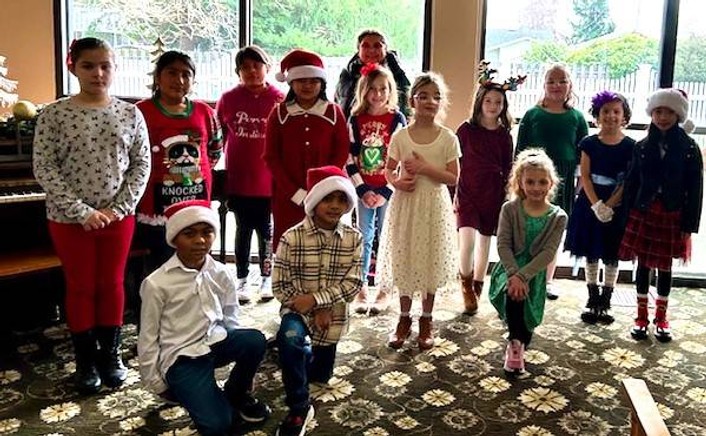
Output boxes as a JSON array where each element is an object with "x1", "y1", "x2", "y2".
[
  {"x1": 279, "y1": 65, "x2": 327, "y2": 83},
  {"x1": 165, "y1": 205, "x2": 220, "y2": 248},
  {"x1": 304, "y1": 175, "x2": 357, "y2": 216},
  {"x1": 646, "y1": 88, "x2": 689, "y2": 122}
]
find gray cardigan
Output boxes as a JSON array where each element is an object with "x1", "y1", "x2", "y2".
[{"x1": 496, "y1": 198, "x2": 568, "y2": 283}]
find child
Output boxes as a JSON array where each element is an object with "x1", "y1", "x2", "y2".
[
  {"x1": 138, "y1": 200, "x2": 271, "y2": 436},
  {"x1": 455, "y1": 62, "x2": 519, "y2": 315},
  {"x1": 273, "y1": 166, "x2": 363, "y2": 436},
  {"x1": 488, "y1": 149, "x2": 567, "y2": 377},
  {"x1": 564, "y1": 91, "x2": 635, "y2": 324},
  {"x1": 33, "y1": 37, "x2": 150, "y2": 394},
  {"x1": 619, "y1": 88, "x2": 703, "y2": 342},
  {"x1": 263, "y1": 49, "x2": 349, "y2": 253},
  {"x1": 345, "y1": 64, "x2": 406, "y2": 315},
  {"x1": 516, "y1": 63, "x2": 588, "y2": 300},
  {"x1": 377, "y1": 72, "x2": 460, "y2": 351},
  {"x1": 216, "y1": 45, "x2": 284, "y2": 303},
  {"x1": 136, "y1": 51, "x2": 223, "y2": 275}
]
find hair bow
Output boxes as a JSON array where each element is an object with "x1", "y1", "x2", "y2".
[{"x1": 360, "y1": 63, "x2": 378, "y2": 77}]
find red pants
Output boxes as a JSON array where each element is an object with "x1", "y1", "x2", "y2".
[{"x1": 48, "y1": 217, "x2": 135, "y2": 333}]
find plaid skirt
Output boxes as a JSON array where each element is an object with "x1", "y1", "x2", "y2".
[{"x1": 619, "y1": 200, "x2": 691, "y2": 270}]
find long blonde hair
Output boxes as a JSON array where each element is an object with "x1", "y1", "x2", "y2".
[
  {"x1": 508, "y1": 148, "x2": 560, "y2": 200},
  {"x1": 351, "y1": 64, "x2": 398, "y2": 116},
  {"x1": 540, "y1": 63, "x2": 577, "y2": 109}
]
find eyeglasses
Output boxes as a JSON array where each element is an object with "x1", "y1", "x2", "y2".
[{"x1": 413, "y1": 93, "x2": 442, "y2": 102}]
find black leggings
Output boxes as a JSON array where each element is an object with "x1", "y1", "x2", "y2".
[
  {"x1": 506, "y1": 296, "x2": 533, "y2": 347},
  {"x1": 229, "y1": 196, "x2": 272, "y2": 279}
]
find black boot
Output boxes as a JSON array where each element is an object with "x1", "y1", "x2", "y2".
[
  {"x1": 71, "y1": 330, "x2": 102, "y2": 394},
  {"x1": 580, "y1": 284, "x2": 600, "y2": 324},
  {"x1": 95, "y1": 326, "x2": 128, "y2": 388},
  {"x1": 597, "y1": 286, "x2": 615, "y2": 324}
]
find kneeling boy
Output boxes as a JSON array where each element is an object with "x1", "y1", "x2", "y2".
[
  {"x1": 274, "y1": 166, "x2": 364, "y2": 436},
  {"x1": 138, "y1": 200, "x2": 270, "y2": 436}
]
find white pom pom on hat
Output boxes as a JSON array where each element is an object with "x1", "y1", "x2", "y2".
[
  {"x1": 275, "y1": 49, "x2": 327, "y2": 84},
  {"x1": 303, "y1": 166, "x2": 357, "y2": 217},
  {"x1": 164, "y1": 199, "x2": 220, "y2": 248}
]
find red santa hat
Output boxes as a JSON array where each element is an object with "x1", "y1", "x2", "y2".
[
  {"x1": 164, "y1": 200, "x2": 219, "y2": 248},
  {"x1": 275, "y1": 49, "x2": 327, "y2": 84},
  {"x1": 646, "y1": 88, "x2": 695, "y2": 132},
  {"x1": 304, "y1": 166, "x2": 357, "y2": 216}
]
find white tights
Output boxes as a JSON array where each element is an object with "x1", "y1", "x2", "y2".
[{"x1": 458, "y1": 227, "x2": 491, "y2": 281}]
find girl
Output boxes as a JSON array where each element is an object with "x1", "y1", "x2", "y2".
[
  {"x1": 33, "y1": 37, "x2": 150, "y2": 393},
  {"x1": 136, "y1": 51, "x2": 223, "y2": 275},
  {"x1": 216, "y1": 45, "x2": 284, "y2": 303},
  {"x1": 619, "y1": 88, "x2": 703, "y2": 343},
  {"x1": 455, "y1": 63, "x2": 517, "y2": 315},
  {"x1": 264, "y1": 49, "x2": 349, "y2": 252},
  {"x1": 488, "y1": 149, "x2": 567, "y2": 377},
  {"x1": 378, "y1": 72, "x2": 460, "y2": 351},
  {"x1": 565, "y1": 91, "x2": 635, "y2": 325},
  {"x1": 345, "y1": 64, "x2": 406, "y2": 315},
  {"x1": 516, "y1": 63, "x2": 588, "y2": 300}
]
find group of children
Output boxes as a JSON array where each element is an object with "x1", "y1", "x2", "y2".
[{"x1": 32, "y1": 33, "x2": 702, "y2": 435}]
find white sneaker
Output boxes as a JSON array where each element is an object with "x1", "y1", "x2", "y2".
[
  {"x1": 236, "y1": 278, "x2": 251, "y2": 304},
  {"x1": 259, "y1": 276, "x2": 274, "y2": 302}
]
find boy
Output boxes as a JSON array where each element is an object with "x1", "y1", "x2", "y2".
[
  {"x1": 273, "y1": 166, "x2": 363, "y2": 436},
  {"x1": 216, "y1": 45, "x2": 285, "y2": 304},
  {"x1": 138, "y1": 199, "x2": 270, "y2": 436}
]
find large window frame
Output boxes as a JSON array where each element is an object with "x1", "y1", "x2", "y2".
[{"x1": 53, "y1": 0, "x2": 433, "y2": 101}]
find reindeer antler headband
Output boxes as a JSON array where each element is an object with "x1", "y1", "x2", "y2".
[{"x1": 477, "y1": 60, "x2": 526, "y2": 92}]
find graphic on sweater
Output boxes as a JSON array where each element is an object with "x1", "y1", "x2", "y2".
[
  {"x1": 359, "y1": 121, "x2": 388, "y2": 175},
  {"x1": 157, "y1": 134, "x2": 206, "y2": 210}
]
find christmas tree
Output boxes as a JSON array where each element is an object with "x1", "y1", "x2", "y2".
[
  {"x1": 0, "y1": 55, "x2": 19, "y2": 108},
  {"x1": 147, "y1": 37, "x2": 166, "y2": 91}
]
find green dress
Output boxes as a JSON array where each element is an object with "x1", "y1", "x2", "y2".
[{"x1": 488, "y1": 206, "x2": 554, "y2": 332}]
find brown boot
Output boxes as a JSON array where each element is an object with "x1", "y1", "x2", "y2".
[
  {"x1": 472, "y1": 280, "x2": 484, "y2": 297},
  {"x1": 460, "y1": 274, "x2": 478, "y2": 315},
  {"x1": 418, "y1": 316, "x2": 435, "y2": 350},
  {"x1": 388, "y1": 316, "x2": 412, "y2": 349}
]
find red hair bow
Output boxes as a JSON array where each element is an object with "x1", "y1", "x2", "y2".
[{"x1": 360, "y1": 63, "x2": 378, "y2": 77}]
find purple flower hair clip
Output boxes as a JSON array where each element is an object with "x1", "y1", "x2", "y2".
[{"x1": 590, "y1": 90, "x2": 619, "y2": 115}]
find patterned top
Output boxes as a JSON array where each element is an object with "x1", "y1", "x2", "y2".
[
  {"x1": 273, "y1": 216, "x2": 363, "y2": 346},
  {"x1": 33, "y1": 97, "x2": 150, "y2": 224}
]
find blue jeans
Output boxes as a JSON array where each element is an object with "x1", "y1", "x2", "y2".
[
  {"x1": 357, "y1": 198, "x2": 388, "y2": 283},
  {"x1": 165, "y1": 328, "x2": 266, "y2": 436},
  {"x1": 277, "y1": 313, "x2": 337, "y2": 412}
]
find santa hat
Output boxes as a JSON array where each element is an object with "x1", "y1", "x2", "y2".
[
  {"x1": 304, "y1": 166, "x2": 357, "y2": 216},
  {"x1": 275, "y1": 49, "x2": 327, "y2": 84},
  {"x1": 646, "y1": 88, "x2": 695, "y2": 132},
  {"x1": 164, "y1": 200, "x2": 220, "y2": 248}
]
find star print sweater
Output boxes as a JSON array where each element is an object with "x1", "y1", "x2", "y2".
[
  {"x1": 136, "y1": 98, "x2": 223, "y2": 225},
  {"x1": 33, "y1": 97, "x2": 151, "y2": 224}
]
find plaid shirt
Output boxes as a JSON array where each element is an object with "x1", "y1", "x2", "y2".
[{"x1": 273, "y1": 216, "x2": 363, "y2": 346}]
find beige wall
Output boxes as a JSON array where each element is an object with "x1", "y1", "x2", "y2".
[
  {"x1": 0, "y1": 0, "x2": 481, "y2": 123},
  {"x1": 0, "y1": 0, "x2": 55, "y2": 115},
  {"x1": 430, "y1": 0, "x2": 483, "y2": 130}
]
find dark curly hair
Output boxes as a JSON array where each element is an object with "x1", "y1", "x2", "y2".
[{"x1": 589, "y1": 91, "x2": 632, "y2": 124}]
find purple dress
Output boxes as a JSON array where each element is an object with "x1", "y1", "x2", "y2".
[{"x1": 455, "y1": 122, "x2": 513, "y2": 235}]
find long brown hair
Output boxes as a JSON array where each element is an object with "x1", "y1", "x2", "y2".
[{"x1": 469, "y1": 86, "x2": 513, "y2": 129}]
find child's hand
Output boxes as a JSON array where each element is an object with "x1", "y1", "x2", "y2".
[
  {"x1": 591, "y1": 200, "x2": 613, "y2": 223},
  {"x1": 507, "y1": 275, "x2": 528, "y2": 301},
  {"x1": 83, "y1": 210, "x2": 113, "y2": 231},
  {"x1": 285, "y1": 294, "x2": 316, "y2": 314},
  {"x1": 403, "y1": 151, "x2": 428, "y2": 176},
  {"x1": 394, "y1": 175, "x2": 416, "y2": 192},
  {"x1": 99, "y1": 208, "x2": 119, "y2": 223},
  {"x1": 313, "y1": 308, "x2": 333, "y2": 332},
  {"x1": 373, "y1": 194, "x2": 387, "y2": 208},
  {"x1": 362, "y1": 191, "x2": 377, "y2": 208}
]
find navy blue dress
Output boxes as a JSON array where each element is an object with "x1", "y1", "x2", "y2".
[{"x1": 564, "y1": 135, "x2": 635, "y2": 262}]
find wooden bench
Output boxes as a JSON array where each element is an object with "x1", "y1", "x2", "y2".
[{"x1": 621, "y1": 378, "x2": 671, "y2": 436}]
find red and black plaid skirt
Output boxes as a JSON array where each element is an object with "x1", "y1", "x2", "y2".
[{"x1": 619, "y1": 200, "x2": 691, "y2": 270}]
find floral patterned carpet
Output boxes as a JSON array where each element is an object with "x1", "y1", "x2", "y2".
[{"x1": 1, "y1": 278, "x2": 706, "y2": 436}]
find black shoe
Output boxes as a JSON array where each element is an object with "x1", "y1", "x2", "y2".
[
  {"x1": 631, "y1": 319, "x2": 649, "y2": 340},
  {"x1": 276, "y1": 405, "x2": 315, "y2": 436},
  {"x1": 546, "y1": 290, "x2": 559, "y2": 300},
  {"x1": 71, "y1": 330, "x2": 102, "y2": 394},
  {"x1": 596, "y1": 286, "x2": 615, "y2": 324},
  {"x1": 95, "y1": 326, "x2": 128, "y2": 388},
  {"x1": 233, "y1": 393, "x2": 271, "y2": 423},
  {"x1": 580, "y1": 284, "x2": 600, "y2": 324}
]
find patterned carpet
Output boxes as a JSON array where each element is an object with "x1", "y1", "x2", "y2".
[{"x1": 1, "y1": 278, "x2": 706, "y2": 436}]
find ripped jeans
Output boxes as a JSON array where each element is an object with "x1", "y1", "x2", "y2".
[{"x1": 277, "y1": 313, "x2": 337, "y2": 413}]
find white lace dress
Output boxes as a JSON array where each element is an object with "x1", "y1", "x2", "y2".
[{"x1": 377, "y1": 127, "x2": 460, "y2": 298}]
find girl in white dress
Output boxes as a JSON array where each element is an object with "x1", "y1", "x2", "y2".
[{"x1": 379, "y1": 72, "x2": 461, "y2": 350}]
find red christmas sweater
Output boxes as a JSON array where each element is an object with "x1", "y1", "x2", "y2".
[{"x1": 136, "y1": 98, "x2": 223, "y2": 225}]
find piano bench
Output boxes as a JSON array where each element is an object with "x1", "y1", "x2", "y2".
[{"x1": 0, "y1": 248, "x2": 149, "y2": 279}]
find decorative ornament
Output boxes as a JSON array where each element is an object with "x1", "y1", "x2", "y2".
[{"x1": 477, "y1": 60, "x2": 526, "y2": 92}]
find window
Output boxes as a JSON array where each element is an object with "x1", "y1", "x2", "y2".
[{"x1": 61, "y1": 0, "x2": 427, "y2": 102}]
